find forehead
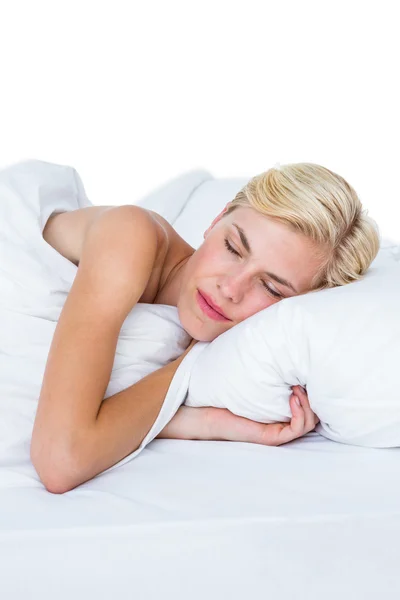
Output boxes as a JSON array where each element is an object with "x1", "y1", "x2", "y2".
[
  {"x1": 222, "y1": 206, "x2": 300, "y2": 249},
  {"x1": 225, "y1": 206, "x2": 296, "y2": 239},
  {"x1": 222, "y1": 207, "x2": 324, "y2": 292}
]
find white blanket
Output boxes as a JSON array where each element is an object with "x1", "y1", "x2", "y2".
[{"x1": 0, "y1": 159, "x2": 206, "y2": 479}]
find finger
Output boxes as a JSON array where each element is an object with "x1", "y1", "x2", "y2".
[
  {"x1": 293, "y1": 388, "x2": 314, "y2": 430},
  {"x1": 292, "y1": 386, "x2": 320, "y2": 430},
  {"x1": 289, "y1": 393, "x2": 307, "y2": 435},
  {"x1": 275, "y1": 393, "x2": 306, "y2": 445}
]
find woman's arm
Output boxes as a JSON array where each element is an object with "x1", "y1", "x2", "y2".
[
  {"x1": 34, "y1": 342, "x2": 195, "y2": 494},
  {"x1": 31, "y1": 205, "x2": 166, "y2": 492},
  {"x1": 157, "y1": 385, "x2": 319, "y2": 445},
  {"x1": 72, "y1": 340, "x2": 197, "y2": 490}
]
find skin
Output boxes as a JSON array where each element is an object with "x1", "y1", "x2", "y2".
[{"x1": 155, "y1": 202, "x2": 326, "y2": 342}]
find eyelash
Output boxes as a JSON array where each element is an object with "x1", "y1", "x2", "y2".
[{"x1": 223, "y1": 238, "x2": 283, "y2": 299}]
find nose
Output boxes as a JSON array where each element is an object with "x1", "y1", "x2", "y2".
[{"x1": 217, "y1": 271, "x2": 249, "y2": 303}]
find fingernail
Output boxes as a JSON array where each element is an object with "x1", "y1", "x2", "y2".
[
  {"x1": 295, "y1": 396, "x2": 301, "y2": 407},
  {"x1": 300, "y1": 386, "x2": 306, "y2": 394}
]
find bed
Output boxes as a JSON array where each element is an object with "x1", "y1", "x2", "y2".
[{"x1": 1, "y1": 161, "x2": 400, "y2": 600}]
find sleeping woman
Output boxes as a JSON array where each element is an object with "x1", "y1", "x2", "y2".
[{"x1": 31, "y1": 163, "x2": 380, "y2": 493}]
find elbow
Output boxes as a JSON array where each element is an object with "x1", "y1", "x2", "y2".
[
  {"x1": 41, "y1": 476, "x2": 74, "y2": 495},
  {"x1": 42, "y1": 472, "x2": 78, "y2": 495},
  {"x1": 30, "y1": 441, "x2": 84, "y2": 494}
]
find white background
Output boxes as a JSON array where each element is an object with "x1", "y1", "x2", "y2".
[{"x1": 1, "y1": 0, "x2": 399, "y2": 241}]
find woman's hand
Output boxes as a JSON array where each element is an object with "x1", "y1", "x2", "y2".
[{"x1": 205, "y1": 385, "x2": 319, "y2": 446}]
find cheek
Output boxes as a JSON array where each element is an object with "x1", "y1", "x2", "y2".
[
  {"x1": 202, "y1": 241, "x2": 222, "y2": 261},
  {"x1": 191, "y1": 245, "x2": 223, "y2": 276},
  {"x1": 237, "y1": 292, "x2": 278, "y2": 321},
  {"x1": 255, "y1": 294, "x2": 278, "y2": 312},
  {"x1": 178, "y1": 249, "x2": 211, "y2": 302}
]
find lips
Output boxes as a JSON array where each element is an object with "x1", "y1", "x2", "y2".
[{"x1": 198, "y1": 290, "x2": 230, "y2": 320}]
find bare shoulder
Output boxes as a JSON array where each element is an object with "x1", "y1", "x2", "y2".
[
  {"x1": 42, "y1": 204, "x2": 165, "y2": 267},
  {"x1": 42, "y1": 205, "x2": 114, "y2": 266},
  {"x1": 42, "y1": 204, "x2": 194, "y2": 304}
]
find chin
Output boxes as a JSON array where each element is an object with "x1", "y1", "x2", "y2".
[
  {"x1": 183, "y1": 325, "x2": 212, "y2": 343},
  {"x1": 188, "y1": 323, "x2": 226, "y2": 343},
  {"x1": 194, "y1": 331, "x2": 217, "y2": 343},
  {"x1": 179, "y1": 314, "x2": 218, "y2": 343}
]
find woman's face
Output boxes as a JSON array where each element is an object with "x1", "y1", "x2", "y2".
[{"x1": 177, "y1": 204, "x2": 326, "y2": 342}]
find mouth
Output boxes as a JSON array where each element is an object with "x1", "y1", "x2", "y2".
[{"x1": 196, "y1": 290, "x2": 231, "y2": 322}]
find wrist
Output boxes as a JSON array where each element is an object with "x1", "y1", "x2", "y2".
[{"x1": 156, "y1": 405, "x2": 211, "y2": 440}]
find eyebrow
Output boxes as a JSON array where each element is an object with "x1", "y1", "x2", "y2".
[{"x1": 232, "y1": 223, "x2": 298, "y2": 293}]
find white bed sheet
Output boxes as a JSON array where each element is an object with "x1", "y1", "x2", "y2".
[{"x1": 2, "y1": 434, "x2": 400, "y2": 599}]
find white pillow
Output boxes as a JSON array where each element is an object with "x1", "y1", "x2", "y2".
[
  {"x1": 133, "y1": 168, "x2": 213, "y2": 224},
  {"x1": 185, "y1": 247, "x2": 400, "y2": 447},
  {"x1": 172, "y1": 178, "x2": 248, "y2": 248}
]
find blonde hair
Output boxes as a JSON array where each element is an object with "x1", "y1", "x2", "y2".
[{"x1": 223, "y1": 163, "x2": 380, "y2": 290}]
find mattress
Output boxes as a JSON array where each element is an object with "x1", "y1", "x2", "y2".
[
  {"x1": 2, "y1": 434, "x2": 400, "y2": 599},
  {"x1": 1, "y1": 163, "x2": 400, "y2": 599}
]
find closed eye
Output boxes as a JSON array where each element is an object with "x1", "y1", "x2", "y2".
[
  {"x1": 224, "y1": 238, "x2": 240, "y2": 257},
  {"x1": 223, "y1": 238, "x2": 283, "y2": 299}
]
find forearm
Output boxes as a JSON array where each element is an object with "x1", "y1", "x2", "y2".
[
  {"x1": 159, "y1": 406, "x2": 271, "y2": 444},
  {"x1": 156, "y1": 405, "x2": 211, "y2": 440},
  {"x1": 65, "y1": 353, "x2": 189, "y2": 491}
]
